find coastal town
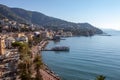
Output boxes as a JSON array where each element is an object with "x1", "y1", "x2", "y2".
[
  {"x1": 0, "y1": 17, "x2": 73, "y2": 80},
  {"x1": 1, "y1": 0, "x2": 118, "y2": 79}
]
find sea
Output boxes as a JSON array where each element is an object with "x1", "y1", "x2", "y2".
[{"x1": 42, "y1": 30, "x2": 120, "y2": 80}]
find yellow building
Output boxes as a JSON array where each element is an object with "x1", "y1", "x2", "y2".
[
  {"x1": 13, "y1": 33, "x2": 25, "y2": 38},
  {"x1": 0, "y1": 36, "x2": 6, "y2": 55},
  {"x1": 26, "y1": 34, "x2": 34, "y2": 41}
]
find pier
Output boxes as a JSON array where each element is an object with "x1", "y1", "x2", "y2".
[
  {"x1": 42, "y1": 46, "x2": 70, "y2": 52},
  {"x1": 42, "y1": 49, "x2": 70, "y2": 51},
  {"x1": 37, "y1": 40, "x2": 61, "y2": 80}
]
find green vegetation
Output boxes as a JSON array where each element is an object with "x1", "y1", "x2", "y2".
[
  {"x1": 34, "y1": 54, "x2": 43, "y2": 80},
  {"x1": 12, "y1": 42, "x2": 30, "y2": 59},
  {"x1": 12, "y1": 41, "x2": 43, "y2": 80},
  {"x1": 18, "y1": 58, "x2": 32, "y2": 80},
  {"x1": 12, "y1": 42, "x2": 32, "y2": 80},
  {"x1": 33, "y1": 36, "x2": 42, "y2": 45},
  {"x1": 0, "y1": 4, "x2": 103, "y2": 36},
  {"x1": 0, "y1": 4, "x2": 26, "y2": 23},
  {"x1": 96, "y1": 75, "x2": 106, "y2": 80}
]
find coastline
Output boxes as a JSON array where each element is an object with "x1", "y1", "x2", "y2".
[{"x1": 39, "y1": 40, "x2": 61, "y2": 80}]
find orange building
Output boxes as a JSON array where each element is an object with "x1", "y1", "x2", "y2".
[
  {"x1": 13, "y1": 32, "x2": 25, "y2": 38},
  {"x1": 0, "y1": 36, "x2": 6, "y2": 55}
]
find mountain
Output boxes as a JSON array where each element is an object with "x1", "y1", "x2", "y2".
[
  {"x1": 0, "y1": 4, "x2": 103, "y2": 36},
  {"x1": 102, "y1": 29, "x2": 120, "y2": 36}
]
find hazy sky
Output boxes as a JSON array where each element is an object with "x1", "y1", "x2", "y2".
[{"x1": 0, "y1": 0, "x2": 120, "y2": 30}]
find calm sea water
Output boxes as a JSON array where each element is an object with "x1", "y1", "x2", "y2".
[{"x1": 42, "y1": 31, "x2": 120, "y2": 80}]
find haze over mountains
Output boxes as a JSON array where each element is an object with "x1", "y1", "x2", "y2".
[{"x1": 0, "y1": 4, "x2": 103, "y2": 36}]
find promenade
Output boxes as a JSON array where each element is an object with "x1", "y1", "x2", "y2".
[
  {"x1": 40, "y1": 69, "x2": 60, "y2": 80},
  {"x1": 32, "y1": 40, "x2": 61, "y2": 80},
  {"x1": 0, "y1": 40, "x2": 60, "y2": 80}
]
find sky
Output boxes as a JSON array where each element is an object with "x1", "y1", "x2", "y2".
[{"x1": 0, "y1": 0, "x2": 120, "y2": 30}]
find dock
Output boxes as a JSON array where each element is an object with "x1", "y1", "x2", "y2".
[
  {"x1": 32, "y1": 40, "x2": 61, "y2": 80},
  {"x1": 42, "y1": 46, "x2": 70, "y2": 51}
]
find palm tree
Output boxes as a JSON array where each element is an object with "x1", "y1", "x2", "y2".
[
  {"x1": 18, "y1": 56, "x2": 32, "y2": 80},
  {"x1": 96, "y1": 75, "x2": 106, "y2": 80},
  {"x1": 18, "y1": 61, "x2": 31, "y2": 80},
  {"x1": 12, "y1": 42, "x2": 30, "y2": 59},
  {"x1": 12, "y1": 42, "x2": 32, "y2": 80},
  {"x1": 33, "y1": 54, "x2": 43, "y2": 80}
]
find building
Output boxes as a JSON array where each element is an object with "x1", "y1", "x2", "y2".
[
  {"x1": 46, "y1": 31, "x2": 54, "y2": 39},
  {"x1": 0, "y1": 36, "x2": 6, "y2": 55},
  {"x1": 19, "y1": 36, "x2": 28, "y2": 43},
  {"x1": 13, "y1": 33, "x2": 25, "y2": 38},
  {"x1": 5, "y1": 37, "x2": 15, "y2": 49},
  {"x1": 40, "y1": 31, "x2": 47, "y2": 38},
  {"x1": 0, "y1": 65, "x2": 4, "y2": 78},
  {"x1": 26, "y1": 33, "x2": 34, "y2": 41}
]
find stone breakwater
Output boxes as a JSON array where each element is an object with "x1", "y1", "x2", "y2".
[{"x1": 39, "y1": 40, "x2": 61, "y2": 80}]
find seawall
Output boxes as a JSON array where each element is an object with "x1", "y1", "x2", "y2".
[{"x1": 39, "y1": 40, "x2": 61, "y2": 80}]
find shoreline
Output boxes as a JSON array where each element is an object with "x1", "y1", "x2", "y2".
[{"x1": 39, "y1": 40, "x2": 61, "y2": 80}]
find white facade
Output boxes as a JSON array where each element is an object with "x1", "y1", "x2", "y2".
[
  {"x1": 19, "y1": 36, "x2": 28, "y2": 42},
  {"x1": 5, "y1": 37, "x2": 15, "y2": 49}
]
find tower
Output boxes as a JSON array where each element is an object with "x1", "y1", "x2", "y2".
[{"x1": 0, "y1": 36, "x2": 5, "y2": 55}]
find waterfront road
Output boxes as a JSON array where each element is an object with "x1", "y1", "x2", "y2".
[{"x1": 40, "y1": 69, "x2": 60, "y2": 80}]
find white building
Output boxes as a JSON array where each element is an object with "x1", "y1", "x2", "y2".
[
  {"x1": 5, "y1": 37, "x2": 15, "y2": 49},
  {"x1": 19, "y1": 36, "x2": 28, "y2": 43}
]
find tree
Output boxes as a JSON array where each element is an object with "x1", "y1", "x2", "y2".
[
  {"x1": 12, "y1": 42, "x2": 32, "y2": 80},
  {"x1": 33, "y1": 36, "x2": 42, "y2": 45},
  {"x1": 96, "y1": 75, "x2": 106, "y2": 80},
  {"x1": 33, "y1": 54, "x2": 43, "y2": 80},
  {"x1": 18, "y1": 59, "x2": 32, "y2": 80},
  {"x1": 18, "y1": 49, "x2": 32, "y2": 80},
  {"x1": 12, "y1": 42, "x2": 30, "y2": 59}
]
